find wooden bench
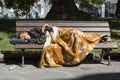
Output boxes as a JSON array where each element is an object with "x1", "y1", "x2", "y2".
[{"x1": 16, "y1": 20, "x2": 118, "y2": 66}]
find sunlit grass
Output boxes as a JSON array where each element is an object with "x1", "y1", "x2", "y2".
[
  {"x1": 111, "y1": 29, "x2": 120, "y2": 53},
  {"x1": 0, "y1": 32, "x2": 15, "y2": 51}
]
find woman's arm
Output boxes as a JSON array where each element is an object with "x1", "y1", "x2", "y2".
[
  {"x1": 42, "y1": 24, "x2": 56, "y2": 43},
  {"x1": 49, "y1": 32, "x2": 56, "y2": 43}
]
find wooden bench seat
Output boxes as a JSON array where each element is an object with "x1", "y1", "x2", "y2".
[
  {"x1": 15, "y1": 21, "x2": 118, "y2": 66},
  {"x1": 15, "y1": 42, "x2": 117, "y2": 49}
]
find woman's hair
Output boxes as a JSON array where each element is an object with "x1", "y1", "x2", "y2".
[
  {"x1": 16, "y1": 32, "x2": 27, "y2": 39},
  {"x1": 16, "y1": 32, "x2": 21, "y2": 38}
]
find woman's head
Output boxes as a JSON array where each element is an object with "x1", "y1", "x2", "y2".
[{"x1": 19, "y1": 32, "x2": 31, "y2": 40}]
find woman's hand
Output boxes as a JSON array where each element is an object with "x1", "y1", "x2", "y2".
[{"x1": 42, "y1": 24, "x2": 50, "y2": 32}]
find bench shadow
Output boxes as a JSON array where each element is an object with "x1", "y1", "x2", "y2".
[
  {"x1": 1, "y1": 51, "x2": 41, "y2": 68},
  {"x1": 59, "y1": 73, "x2": 120, "y2": 80},
  {"x1": 1, "y1": 51, "x2": 120, "y2": 68},
  {"x1": 63, "y1": 53, "x2": 120, "y2": 67}
]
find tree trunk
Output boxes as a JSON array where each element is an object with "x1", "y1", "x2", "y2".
[
  {"x1": 45, "y1": 0, "x2": 91, "y2": 20},
  {"x1": 115, "y1": 0, "x2": 120, "y2": 18}
]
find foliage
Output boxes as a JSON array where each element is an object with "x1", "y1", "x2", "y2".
[
  {"x1": 3, "y1": 0, "x2": 106, "y2": 18},
  {"x1": 45, "y1": 0, "x2": 53, "y2": 5},
  {"x1": 75, "y1": 0, "x2": 105, "y2": 9},
  {"x1": 4, "y1": 0, "x2": 38, "y2": 18},
  {"x1": 47, "y1": 0, "x2": 105, "y2": 10},
  {"x1": 115, "y1": 0, "x2": 120, "y2": 18},
  {"x1": 0, "y1": 19, "x2": 15, "y2": 32}
]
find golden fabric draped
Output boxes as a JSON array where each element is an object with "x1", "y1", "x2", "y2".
[{"x1": 39, "y1": 27, "x2": 108, "y2": 68}]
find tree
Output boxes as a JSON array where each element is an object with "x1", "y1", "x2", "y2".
[
  {"x1": 4, "y1": 0, "x2": 105, "y2": 20},
  {"x1": 115, "y1": 0, "x2": 120, "y2": 18},
  {"x1": 45, "y1": 0, "x2": 91, "y2": 20}
]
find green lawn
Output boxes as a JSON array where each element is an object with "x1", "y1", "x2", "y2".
[
  {"x1": 111, "y1": 29, "x2": 120, "y2": 53},
  {"x1": 0, "y1": 32, "x2": 15, "y2": 51},
  {"x1": 109, "y1": 20, "x2": 120, "y2": 53}
]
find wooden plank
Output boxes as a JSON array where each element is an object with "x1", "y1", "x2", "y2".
[
  {"x1": 16, "y1": 27, "x2": 110, "y2": 32},
  {"x1": 95, "y1": 42, "x2": 118, "y2": 49},
  {"x1": 16, "y1": 29, "x2": 111, "y2": 36},
  {"x1": 16, "y1": 21, "x2": 108, "y2": 23},
  {"x1": 16, "y1": 21, "x2": 109, "y2": 27},
  {"x1": 84, "y1": 32, "x2": 111, "y2": 36},
  {"x1": 15, "y1": 42, "x2": 118, "y2": 49},
  {"x1": 15, "y1": 44, "x2": 44, "y2": 49}
]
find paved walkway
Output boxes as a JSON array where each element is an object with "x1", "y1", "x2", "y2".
[{"x1": 0, "y1": 60, "x2": 120, "y2": 80}]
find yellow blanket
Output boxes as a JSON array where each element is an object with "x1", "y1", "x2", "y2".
[{"x1": 39, "y1": 27, "x2": 108, "y2": 68}]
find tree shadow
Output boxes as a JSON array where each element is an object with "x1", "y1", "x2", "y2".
[{"x1": 63, "y1": 73, "x2": 120, "y2": 80}]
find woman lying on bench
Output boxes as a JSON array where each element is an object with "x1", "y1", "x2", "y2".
[
  {"x1": 11, "y1": 24, "x2": 108, "y2": 68},
  {"x1": 10, "y1": 24, "x2": 54, "y2": 44}
]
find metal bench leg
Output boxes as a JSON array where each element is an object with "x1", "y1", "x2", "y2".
[
  {"x1": 102, "y1": 49, "x2": 112, "y2": 66},
  {"x1": 107, "y1": 51, "x2": 111, "y2": 66},
  {"x1": 21, "y1": 49, "x2": 25, "y2": 67},
  {"x1": 101, "y1": 49, "x2": 105, "y2": 62},
  {"x1": 105, "y1": 49, "x2": 112, "y2": 66}
]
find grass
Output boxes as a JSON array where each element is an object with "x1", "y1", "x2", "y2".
[
  {"x1": 111, "y1": 29, "x2": 120, "y2": 53},
  {"x1": 109, "y1": 19, "x2": 120, "y2": 53},
  {"x1": 0, "y1": 32, "x2": 15, "y2": 51}
]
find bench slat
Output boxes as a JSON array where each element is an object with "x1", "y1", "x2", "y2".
[
  {"x1": 15, "y1": 42, "x2": 118, "y2": 49},
  {"x1": 15, "y1": 44, "x2": 44, "y2": 49},
  {"x1": 96, "y1": 42, "x2": 118, "y2": 49},
  {"x1": 16, "y1": 21, "x2": 109, "y2": 27},
  {"x1": 16, "y1": 27, "x2": 110, "y2": 32}
]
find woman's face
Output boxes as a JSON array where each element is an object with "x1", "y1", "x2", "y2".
[{"x1": 20, "y1": 32, "x2": 31, "y2": 40}]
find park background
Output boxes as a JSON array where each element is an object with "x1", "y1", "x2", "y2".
[{"x1": 0, "y1": 0, "x2": 120, "y2": 60}]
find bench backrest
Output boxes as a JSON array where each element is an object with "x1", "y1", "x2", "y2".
[{"x1": 16, "y1": 21, "x2": 111, "y2": 42}]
